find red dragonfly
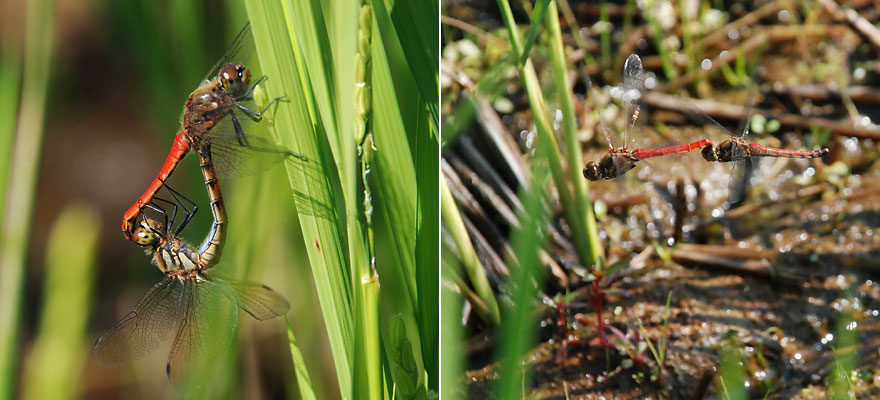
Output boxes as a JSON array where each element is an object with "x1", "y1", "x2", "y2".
[
  {"x1": 95, "y1": 142, "x2": 288, "y2": 394},
  {"x1": 122, "y1": 22, "x2": 302, "y2": 240},
  {"x1": 583, "y1": 54, "x2": 710, "y2": 181},
  {"x1": 693, "y1": 96, "x2": 829, "y2": 203}
]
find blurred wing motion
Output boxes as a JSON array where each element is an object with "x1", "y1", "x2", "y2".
[
  {"x1": 93, "y1": 278, "x2": 185, "y2": 367},
  {"x1": 166, "y1": 279, "x2": 238, "y2": 395}
]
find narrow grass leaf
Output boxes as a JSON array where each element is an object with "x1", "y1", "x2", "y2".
[
  {"x1": 494, "y1": 157, "x2": 550, "y2": 399},
  {"x1": 371, "y1": 0, "x2": 420, "y2": 323},
  {"x1": 387, "y1": 0, "x2": 439, "y2": 134},
  {"x1": 0, "y1": 0, "x2": 55, "y2": 396},
  {"x1": 0, "y1": 50, "x2": 21, "y2": 231},
  {"x1": 22, "y1": 205, "x2": 100, "y2": 400},
  {"x1": 441, "y1": 179, "x2": 500, "y2": 324},
  {"x1": 519, "y1": 0, "x2": 551, "y2": 67},
  {"x1": 245, "y1": 3, "x2": 354, "y2": 396},
  {"x1": 287, "y1": 317, "x2": 318, "y2": 400},
  {"x1": 414, "y1": 104, "x2": 439, "y2": 391}
]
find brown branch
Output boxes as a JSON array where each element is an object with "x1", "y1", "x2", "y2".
[
  {"x1": 768, "y1": 83, "x2": 880, "y2": 105},
  {"x1": 643, "y1": 91, "x2": 880, "y2": 139}
]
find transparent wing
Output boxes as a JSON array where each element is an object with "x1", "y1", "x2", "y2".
[
  {"x1": 225, "y1": 279, "x2": 291, "y2": 320},
  {"x1": 200, "y1": 22, "x2": 256, "y2": 85},
  {"x1": 727, "y1": 157, "x2": 752, "y2": 205},
  {"x1": 208, "y1": 116, "x2": 291, "y2": 179},
  {"x1": 93, "y1": 278, "x2": 184, "y2": 367},
  {"x1": 622, "y1": 54, "x2": 644, "y2": 148},
  {"x1": 166, "y1": 279, "x2": 238, "y2": 395},
  {"x1": 581, "y1": 62, "x2": 615, "y2": 149}
]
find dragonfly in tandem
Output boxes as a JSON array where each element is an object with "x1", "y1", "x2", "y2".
[
  {"x1": 696, "y1": 99, "x2": 829, "y2": 203},
  {"x1": 582, "y1": 54, "x2": 711, "y2": 181},
  {"x1": 95, "y1": 142, "x2": 289, "y2": 394},
  {"x1": 582, "y1": 54, "x2": 829, "y2": 188},
  {"x1": 122, "y1": 22, "x2": 303, "y2": 240}
]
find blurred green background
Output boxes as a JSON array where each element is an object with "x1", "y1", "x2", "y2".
[{"x1": 0, "y1": 0, "x2": 438, "y2": 398}]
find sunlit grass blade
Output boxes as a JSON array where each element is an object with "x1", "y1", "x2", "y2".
[
  {"x1": 287, "y1": 0, "x2": 341, "y2": 159},
  {"x1": 519, "y1": 0, "x2": 551, "y2": 67},
  {"x1": 441, "y1": 178, "x2": 500, "y2": 324},
  {"x1": 497, "y1": 0, "x2": 600, "y2": 267},
  {"x1": 21, "y1": 205, "x2": 100, "y2": 400},
  {"x1": 369, "y1": 2, "x2": 430, "y2": 394},
  {"x1": 388, "y1": 0, "x2": 439, "y2": 134},
  {"x1": 0, "y1": 0, "x2": 55, "y2": 397},
  {"x1": 245, "y1": 3, "x2": 354, "y2": 397},
  {"x1": 493, "y1": 156, "x2": 550, "y2": 399},
  {"x1": 544, "y1": 2, "x2": 602, "y2": 266}
]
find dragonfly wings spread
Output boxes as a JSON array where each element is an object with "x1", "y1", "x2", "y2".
[
  {"x1": 226, "y1": 280, "x2": 291, "y2": 320},
  {"x1": 93, "y1": 278, "x2": 185, "y2": 367},
  {"x1": 166, "y1": 279, "x2": 238, "y2": 394}
]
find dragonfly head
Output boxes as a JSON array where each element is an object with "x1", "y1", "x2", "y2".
[
  {"x1": 583, "y1": 161, "x2": 601, "y2": 181},
  {"x1": 219, "y1": 63, "x2": 251, "y2": 97},
  {"x1": 701, "y1": 143, "x2": 719, "y2": 162},
  {"x1": 133, "y1": 218, "x2": 163, "y2": 247}
]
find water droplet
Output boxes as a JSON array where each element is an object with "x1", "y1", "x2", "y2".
[{"x1": 701, "y1": 59, "x2": 712, "y2": 70}]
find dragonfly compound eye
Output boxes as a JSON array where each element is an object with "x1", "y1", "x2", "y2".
[
  {"x1": 701, "y1": 145, "x2": 718, "y2": 162},
  {"x1": 583, "y1": 162, "x2": 601, "y2": 181},
  {"x1": 134, "y1": 219, "x2": 162, "y2": 246},
  {"x1": 236, "y1": 64, "x2": 250, "y2": 85},
  {"x1": 219, "y1": 64, "x2": 249, "y2": 96}
]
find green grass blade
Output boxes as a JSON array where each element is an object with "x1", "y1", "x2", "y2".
[
  {"x1": 440, "y1": 259, "x2": 464, "y2": 399},
  {"x1": 519, "y1": 0, "x2": 551, "y2": 67},
  {"x1": 21, "y1": 205, "x2": 100, "y2": 400},
  {"x1": 245, "y1": 3, "x2": 354, "y2": 396},
  {"x1": 287, "y1": 0, "x2": 341, "y2": 159},
  {"x1": 415, "y1": 101, "x2": 439, "y2": 392},
  {"x1": 0, "y1": 48, "x2": 21, "y2": 233},
  {"x1": 0, "y1": 0, "x2": 55, "y2": 396},
  {"x1": 497, "y1": 0, "x2": 597, "y2": 267},
  {"x1": 388, "y1": 0, "x2": 439, "y2": 134},
  {"x1": 494, "y1": 155, "x2": 550, "y2": 399},
  {"x1": 545, "y1": 2, "x2": 602, "y2": 266},
  {"x1": 441, "y1": 178, "x2": 500, "y2": 324},
  {"x1": 287, "y1": 317, "x2": 318, "y2": 400}
]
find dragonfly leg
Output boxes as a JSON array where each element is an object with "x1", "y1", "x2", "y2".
[
  {"x1": 234, "y1": 96, "x2": 286, "y2": 122},
  {"x1": 229, "y1": 111, "x2": 251, "y2": 147},
  {"x1": 229, "y1": 109, "x2": 306, "y2": 160},
  {"x1": 237, "y1": 75, "x2": 267, "y2": 100},
  {"x1": 161, "y1": 184, "x2": 198, "y2": 235},
  {"x1": 144, "y1": 198, "x2": 174, "y2": 235}
]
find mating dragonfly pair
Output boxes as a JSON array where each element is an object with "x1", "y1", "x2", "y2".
[
  {"x1": 582, "y1": 54, "x2": 828, "y2": 203},
  {"x1": 94, "y1": 23, "x2": 300, "y2": 394}
]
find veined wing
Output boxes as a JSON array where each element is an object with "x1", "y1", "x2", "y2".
[
  {"x1": 622, "y1": 54, "x2": 644, "y2": 147},
  {"x1": 93, "y1": 278, "x2": 184, "y2": 367},
  {"x1": 224, "y1": 278, "x2": 291, "y2": 320},
  {"x1": 200, "y1": 22, "x2": 256, "y2": 85},
  {"x1": 166, "y1": 279, "x2": 238, "y2": 394},
  {"x1": 581, "y1": 61, "x2": 615, "y2": 149}
]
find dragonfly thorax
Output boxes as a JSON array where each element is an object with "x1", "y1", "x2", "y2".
[{"x1": 702, "y1": 139, "x2": 741, "y2": 162}]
